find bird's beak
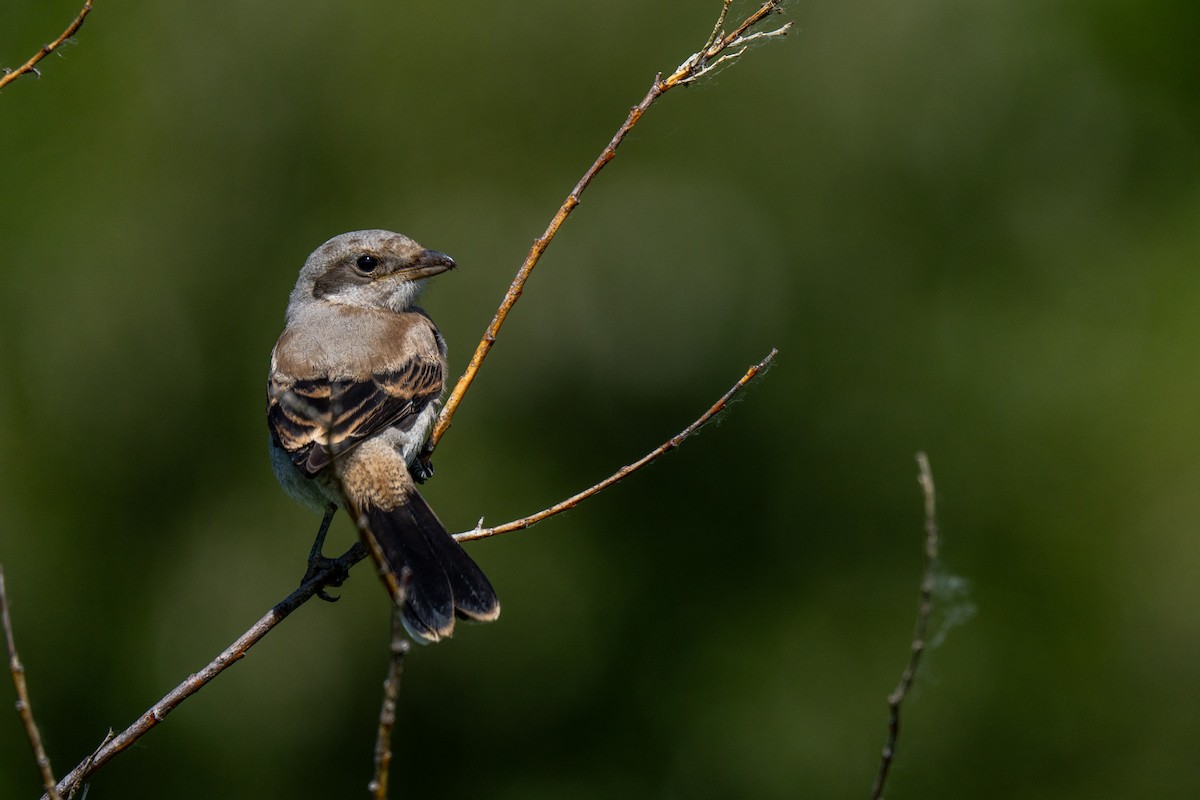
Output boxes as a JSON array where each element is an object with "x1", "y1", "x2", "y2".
[{"x1": 403, "y1": 249, "x2": 457, "y2": 280}]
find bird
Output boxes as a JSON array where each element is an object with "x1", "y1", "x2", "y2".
[{"x1": 266, "y1": 229, "x2": 499, "y2": 643}]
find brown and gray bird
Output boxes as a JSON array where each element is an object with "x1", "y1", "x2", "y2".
[{"x1": 266, "y1": 230, "x2": 499, "y2": 643}]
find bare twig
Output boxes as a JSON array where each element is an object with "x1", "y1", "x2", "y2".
[
  {"x1": 700, "y1": 0, "x2": 737, "y2": 54},
  {"x1": 44, "y1": 546, "x2": 367, "y2": 800},
  {"x1": 869, "y1": 453, "x2": 939, "y2": 800},
  {"x1": 1, "y1": 565, "x2": 63, "y2": 800},
  {"x1": 427, "y1": 0, "x2": 790, "y2": 454},
  {"x1": 368, "y1": 608, "x2": 410, "y2": 800},
  {"x1": 456, "y1": 349, "x2": 777, "y2": 542},
  {"x1": 0, "y1": 0, "x2": 94, "y2": 92}
]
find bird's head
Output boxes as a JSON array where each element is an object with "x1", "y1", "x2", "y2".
[{"x1": 289, "y1": 229, "x2": 456, "y2": 315}]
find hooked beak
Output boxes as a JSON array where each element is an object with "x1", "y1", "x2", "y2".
[{"x1": 402, "y1": 249, "x2": 456, "y2": 280}]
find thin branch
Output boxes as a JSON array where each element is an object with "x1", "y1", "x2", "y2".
[
  {"x1": 700, "y1": 0, "x2": 737, "y2": 55},
  {"x1": 456, "y1": 349, "x2": 777, "y2": 543},
  {"x1": 1, "y1": 565, "x2": 63, "y2": 800},
  {"x1": 869, "y1": 452, "x2": 939, "y2": 800},
  {"x1": 44, "y1": 545, "x2": 368, "y2": 800},
  {"x1": 0, "y1": 0, "x2": 94, "y2": 92},
  {"x1": 368, "y1": 608, "x2": 410, "y2": 800},
  {"x1": 427, "y1": 0, "x2": 790, "y2": 454}
]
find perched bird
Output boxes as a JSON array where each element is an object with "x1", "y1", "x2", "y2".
[{"x1": 266, "y1": 230, "x2": 499, "y2": 643}]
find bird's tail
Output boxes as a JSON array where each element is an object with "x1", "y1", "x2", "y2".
[{"x1": 360, "y1": 490, "x2": 500, "y2": 644}]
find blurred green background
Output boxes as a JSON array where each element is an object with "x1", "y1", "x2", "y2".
[{"x1": 2, "y1": 0, "x2": 1198, "y2": 797}]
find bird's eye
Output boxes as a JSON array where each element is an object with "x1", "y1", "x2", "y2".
[{"x1": 356, "y1": 254, "x2": 380, "y2": 272}]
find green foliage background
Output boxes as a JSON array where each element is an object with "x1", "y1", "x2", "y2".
[{"x1": 2, "y1": 0, "x2": 1198, "y2": 797}]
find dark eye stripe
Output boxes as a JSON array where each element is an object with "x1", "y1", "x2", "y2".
[{"x1": 313, "y1": 263, "x2": 371, "y2": 299}]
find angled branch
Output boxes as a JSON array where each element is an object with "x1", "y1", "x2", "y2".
[
  {"x1": 0, "y1": 0, "x2": 94, "y2": 92},
  {"x1": 456, "y1": 349, "x2": 777, "y2": 542},
  {"x1": 427, "y1": 0, "x2": 790, "y2": 454},
  {"x1": 869, "y1": 452, "x2": 939, "y2": 800},
  {"x1": 1, "y1": 565, "x2": 63, "y2": 800}
]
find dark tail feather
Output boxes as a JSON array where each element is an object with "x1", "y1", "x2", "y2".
[{"x1": 362, "y1": 490, "x2": 500, "y2": 644}]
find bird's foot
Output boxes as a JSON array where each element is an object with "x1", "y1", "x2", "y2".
[
  {"x1": 410, "y1": 455, "x2": 435, "y2": 484},
  {"x1": 301, "y1": 554, "x2": 350, "y2": 602}
]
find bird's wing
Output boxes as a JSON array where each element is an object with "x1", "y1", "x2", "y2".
[{"x1": 267, "y1": 356, "x2": 443, "y2": 476}]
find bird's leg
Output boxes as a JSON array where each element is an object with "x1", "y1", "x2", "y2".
[{"x1": 301, "y1": 503, "x2": 348, "y2": 602}]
